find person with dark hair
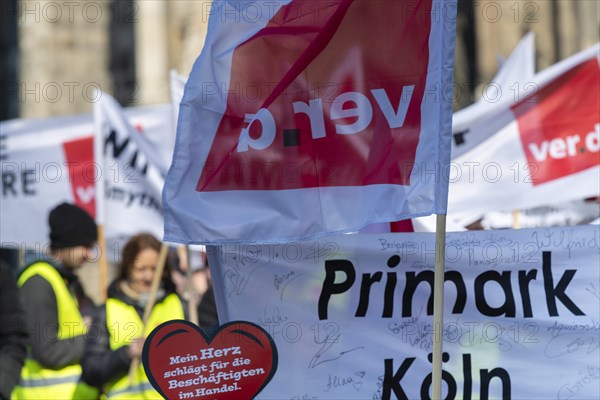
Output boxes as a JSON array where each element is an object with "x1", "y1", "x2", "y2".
[
  {"x1": 0, "y1": 261, "x2": 26, "y2": 400},
  {"x1": 13, "y1": 202, "x2": 99, "y2": 399},
  {"x1": 81, "y1": 233, "x2": 186, "y2": 399},
  {"x1": 197, "y1": 284, "x2": 219, "y2": 333}
]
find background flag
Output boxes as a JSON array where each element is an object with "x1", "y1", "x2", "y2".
[{"x1": 447, "y1": 44, "x2": 600, "y2": 228}]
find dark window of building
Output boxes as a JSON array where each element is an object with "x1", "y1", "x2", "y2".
[
  {"x1": 1, "y1": 0, "x2": 20, "y2": 121},
  {"x1": 109, "y1": 0, "x2": 137, "y2": 106}
]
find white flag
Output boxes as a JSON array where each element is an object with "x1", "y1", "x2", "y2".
[
  {"x1": 452, "y1": 32, "x2": 536, "y2": 159},
  {"x1": 448, "y1": 44, "x2": 600, "y2": 227},
  {"x1": 94, "y1": 93, "x2": 167, "y2": 243},
  {"x1": 169, "y1": 69, "x2": 187, "y2": 131},
  {"x1": 164, "y1": 0, "x2": 457, "y2": 244}
]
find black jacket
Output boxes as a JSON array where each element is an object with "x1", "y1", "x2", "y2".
[
  {"x1": 197, "y1": 285, "x2": 219, "y2": 332},
  {"x1": 81, "y1": 280, "x2": 186, "y2": 388},
  {"x1": 0, "y1": 262, "x2": 27, "y2": 400}
]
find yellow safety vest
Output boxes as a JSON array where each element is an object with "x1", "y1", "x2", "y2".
[
  {"x1": 12, "y1": 262, "x2": 99, "y2": 400},
  {"x1": 104, "y1": 293, "x2": 184, "y2": 399}
]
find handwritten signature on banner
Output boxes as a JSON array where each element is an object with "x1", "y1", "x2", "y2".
[
  {"x1": 531, "y1": 228, "x2": 600, "y2": 257},
  {"x1": 557, "y1": 365, "x2": 600, "y2": 400},
  {"x1": 322, "y1": 371, "x2": 365, "y2": 393},
  {"x1": 224, "y1": 260, "x2": 269, "y2": 297},
  {"x1": 274, "y1": 270, "x2": 305, "y2": 300},
  {"x1": 586, "y1": 280, "x2": 600, "y2": 300},
  {"x1": 308, "y1": 332, "x2": 364, "y2": 369},
  {"x1": 258, "y1": 306, "x2": 289, "y2": 337},
  {"x1": 545, "y1": 330, "x2": 600, "y2": 359}
]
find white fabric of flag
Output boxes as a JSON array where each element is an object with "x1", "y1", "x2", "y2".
[
  {"x1": 164, "y1": 0, "x2": 458, "y2": 244},
  {"x1": 447, "y1": 44, "x2": 600, "y2": 228},
  {"x1": 451, "y1": 32, "x2": 536, "y2": 159}
]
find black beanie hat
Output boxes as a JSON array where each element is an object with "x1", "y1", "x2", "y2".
[{"x1": 49, "y1": 203, "x2": 98, "y2": 249}]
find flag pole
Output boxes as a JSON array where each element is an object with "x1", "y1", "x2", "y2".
[
  {"x1": 96, "y1": 226, "x2": 108, "y2": 302},
  {"x1": 432, "y1": 213, "x2": 447, "y2": 400},
  {"x1": 129, "y1": 242, "x2": 169, "y2": 384},
  {"x1": 185, "y1": 246, "x2": 199, "y2": 325},
  {"x1": 93, "y1": 94, "x2": 108, "y2": 302},
  {"x1": 512, "y1": 210, "x2": 521, "y2": 229}
]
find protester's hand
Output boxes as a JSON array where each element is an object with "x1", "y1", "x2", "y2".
[{"x1": 126, "y1": 337, "x2": 145, "y2": 359}]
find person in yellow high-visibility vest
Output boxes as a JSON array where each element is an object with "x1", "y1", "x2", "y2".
[
  {"x1": 81, "y1": 233, "x2": 186, "y2": 399},
  {"x1": 13, "y1": 203, "x2": 99, "y2": 400}
]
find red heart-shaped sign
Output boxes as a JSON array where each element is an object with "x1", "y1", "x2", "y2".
[{"x1": 142, "y1": 320, "x2": 277, "y2": 400}]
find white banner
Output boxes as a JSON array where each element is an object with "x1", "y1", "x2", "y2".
[
  {"x1": 209, "y1": 226, "x2": 600, "y2": 399},
  {"x1": 0, "y1": 100, "x2": 173, "y2": 255},
  {"x1": 1, "y1": 114, "x2": 95, "y2": 249}
]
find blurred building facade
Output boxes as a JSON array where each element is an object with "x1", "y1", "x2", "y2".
[{"x1": 1, "y1": 0, "x2": 599, "y2": 121}]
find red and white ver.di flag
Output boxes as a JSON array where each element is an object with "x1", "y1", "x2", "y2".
[
  {"x1": 164, "y1": 0, "x2": 458, "y2": 244},
  {"x1": 448, "y1": 44, "x2": 600, "y2": 227}
]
